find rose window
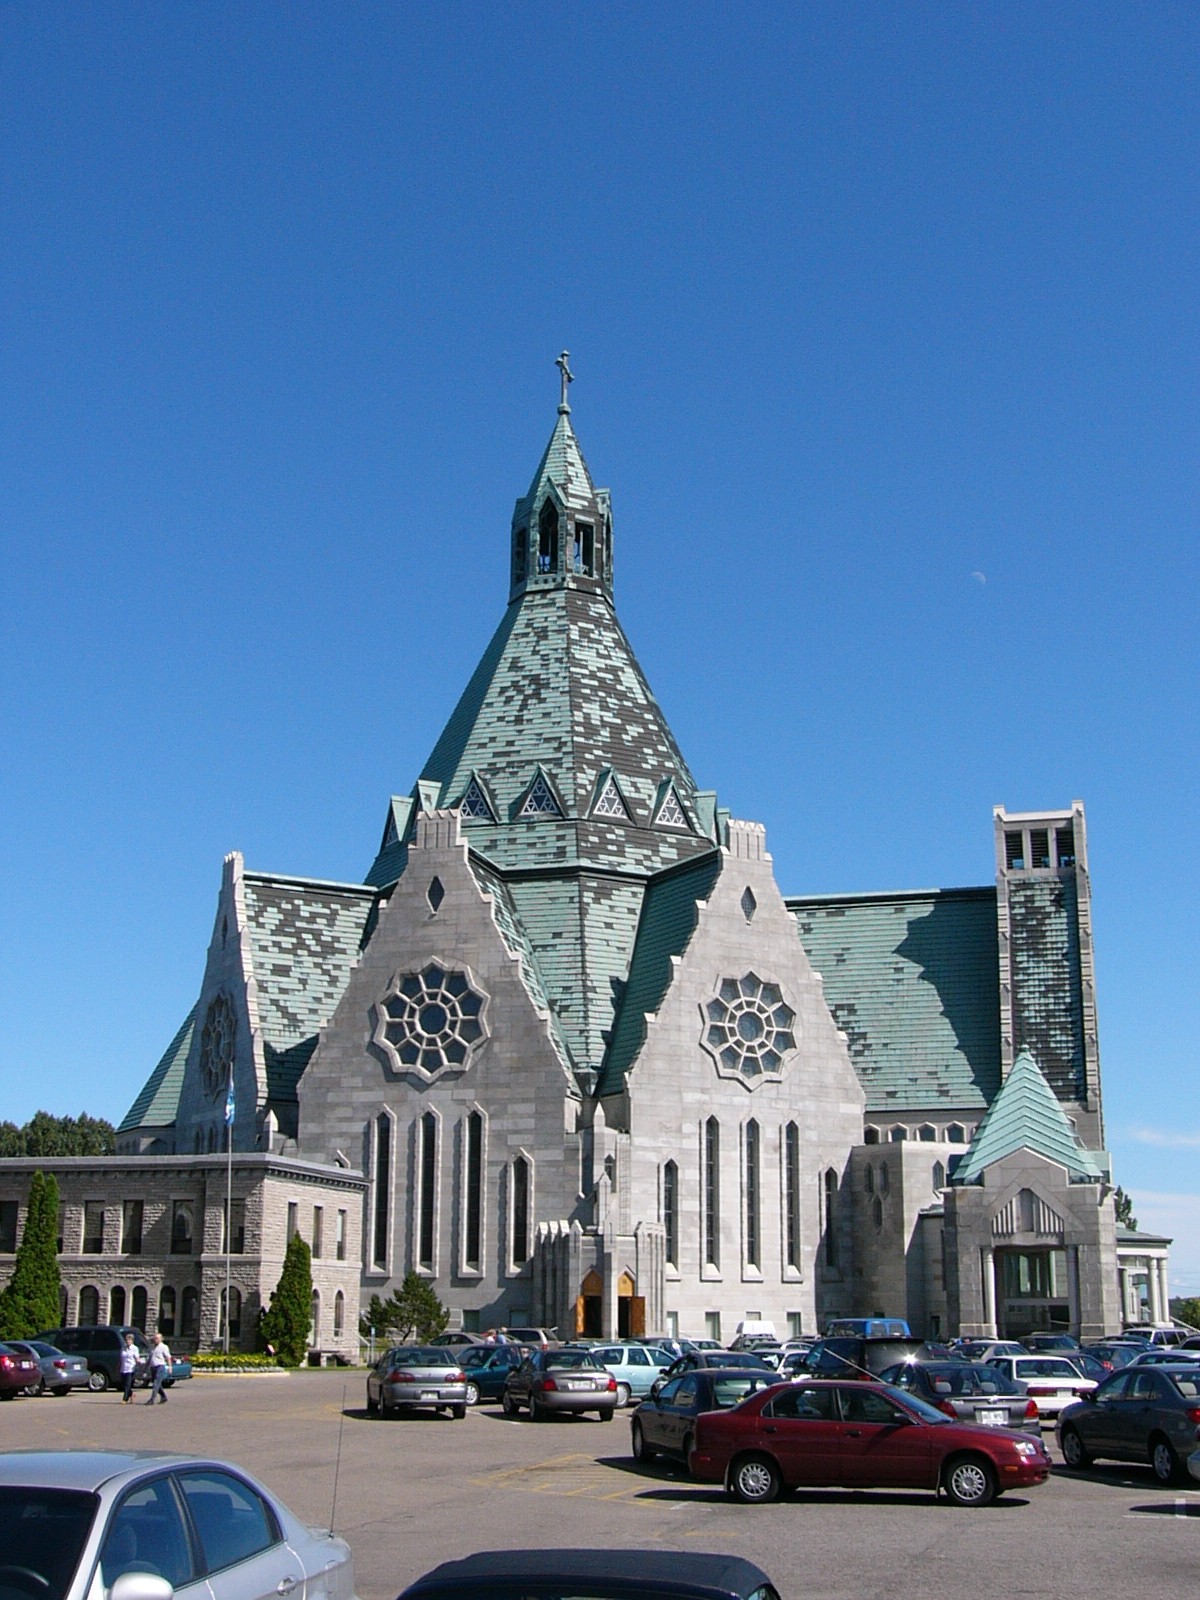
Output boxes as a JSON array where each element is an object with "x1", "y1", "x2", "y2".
[
  {"x1": 200, "y1": 993, "x2": 237, "y2": 1100},
  {"x1": 701, "y1": 973, "x2": 796, "y2": 1082},
  {"x1": 373, "y1": 963, "x2": 489, "y2": 1079}
]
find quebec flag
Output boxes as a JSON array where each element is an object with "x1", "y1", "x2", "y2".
[{"x1": 225, "y1": 1078, "x2": 235, "y2": 1127}]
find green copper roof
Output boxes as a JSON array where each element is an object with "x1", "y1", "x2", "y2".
[
  {"x1": 118, "y1": 1008, "x2": 195, "y2": 1132},
  {"x1": 789, "y1": 888, "x2": 1001, "y2": 1114},
  {"x1": 521, "y1": 410, "x2": 600, "y2": 512},
  {"x1": 242, "y1": 873, "x2": 378, "y2": 1103},
  {"x1": 598, "y1": 850, "x2": 723, "y2": 1097},
  {"x1": 952, "y1": 1048, "x2": 1107, "y2": 1185}
]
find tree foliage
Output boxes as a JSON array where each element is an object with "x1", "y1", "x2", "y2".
[
  {"x1": 258, "y1": 1233, "x2": 313, "y2": 1366},
  {"x1": 1170, "y1": 1298, "x2": 1200, "y2": 1332},
  {"x1": 358, "y1": 1272, "x2": 448, "y2": 1344},
  {"x1": 1114, "y1": 1186, "x2": 1137, "y2": 1231},
  {"x1": 0, "y1": 1112, "x2": 116, "y2": 1158},
  {"x1": 0, "y1": 1171, "x2": 62, "y2": 1339}
]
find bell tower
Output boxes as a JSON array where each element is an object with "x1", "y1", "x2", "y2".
[{"x1": 509, "y1": 352, "x2": 613, "y2": 606}]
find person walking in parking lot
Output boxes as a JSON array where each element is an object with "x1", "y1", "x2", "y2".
[
  {"x1": 119, "y1": 1332, "x2": 139, "y2": 1403},
  {"x1": 145, "y1": 1332, "x2": 171, "y2": 1404}
]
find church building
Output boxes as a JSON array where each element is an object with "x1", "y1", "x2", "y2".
[{"x1": 2, "y1": 360, "x2": 1159, "y2": 1352}]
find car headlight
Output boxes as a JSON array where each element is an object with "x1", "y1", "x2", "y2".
[{"x1": 1013, "y1": 1441, "x2": 1041, "y2": 1458}]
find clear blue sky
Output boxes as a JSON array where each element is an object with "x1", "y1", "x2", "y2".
[{"x1": 2, "y1": 6, "x2": 1197, "y2": 1284}]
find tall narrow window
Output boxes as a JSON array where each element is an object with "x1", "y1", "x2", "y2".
[
  {"x1": 83, "y1": 1202, "x2": 105, "y2": 1254},
  {"x1": 512, "y1": 1155, "x2": 530, "y2": 1267},
  {"x1": 465, "y1": 1111, "x2": 483, "y2": 1271},
  {"x1": 0, "y1": 1201, "x2": 16, "y2": 1253},
  {"x1": 311, "y1": 1290, "x2": 321, "y2": 1343},
  {"x1": 109, "y1": 1286, "x2": 126, "y2": 1325},
  {"x1": 662, "y1": 1160, "x2": 679, "y2": 1269},
  {"x1": 312, "y1": 1206, "x2": 324, "y2": 1260},
  {"x1": 704, "y1": 1118, "x2": 720, "y2": 1269},
  {"x1": 1056, "y1": 824, "x2": 1076, "y2": 868},
  {"x1": 78, "y1": 1285, "x2": 100, "y2": 1326},
  {"x1": 1030, "y1": 828, "x2": 1050, "y2": 869},
  {"x1": 784, "y1": 1122, "x2": 801, "y2": 1271},
  {"x1": 419, "y1": 1112, "x2": 437, "y2": 1270},
  {"x1": 538, "y1": 500, "x2": 559, "y2": 573},
  {"x1": 225, "y1": 1199, "x2": 245, "y2": 1255},
  {"x1": 574, "y1": 520, "x2": 595, "y2": 575},
  {"x1": 334, "y1": 1291, "x2": 345, "y2": 1336},
  {"x1": 131, "y1": 1285, "x2": 148, "y2": 1332},
  {"x1": 220, "y1": 1286, "x2": 242, "y2": 1341},
  {"x1": 1005, "y1": 831, "x2": 1025, "y2": 870},
  {"x1": 286, "y1": 1202, "x2": 298, "y2": 1243},
  {"x1": 373, "y1": 1113, "x2": 391, "y2": 1269},
  {"x1": 171, "y1": 1202, "x2": 193, "y2": 1256},
  {"x1": 336, "y1": 1209, "x2": 347, "y2": 1262},
  {"x1": 744, "y1": 1120, "x2": 760, "y2": 1270},
  {"x1": 158, "y1": 1286, "x2": 175, "y2": 1336},
  {"x1": 823, "y1": 1169, "x2": 839, "y2": 1269},
  {"x1": 181, "y1": 1286, "x2": 198, "y2": 1339},
  {"x1": 122, "y1": 1200, "x2": 143, "y2": 1255}
]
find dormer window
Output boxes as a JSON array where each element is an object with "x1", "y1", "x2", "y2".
[
  {"x1": 520, "y1": 774, "x2": 562, "y2": 817},
  {"x1": 656, "y1": 788, "x2": 688, "y2": 829},
  {"x1": 573, "y1": 521, "x2": 595, "y2": 576},
  {"x1": 593, "y1": 774, "x2": 631, "y2": 820},
  {"x1": 538, "y1": 501, "x2": 559, "y2": 574},
  {"x1": 460, "y1": 779, "x2": 495, "y2": 821}
]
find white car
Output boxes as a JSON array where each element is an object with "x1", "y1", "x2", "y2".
[
  {"x1": 981, "y1": 1355, "x2": 1097, "y2": 1418},
  {"x1": 0, "y1": 1449, "x2": 357, "y2": 1600}
]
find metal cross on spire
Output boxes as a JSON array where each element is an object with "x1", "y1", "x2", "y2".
[{"x1": 556, "y1": 350, "x2": 574, "y2": 414}]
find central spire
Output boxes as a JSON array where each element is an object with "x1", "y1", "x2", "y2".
[{"x1": 508, "y1": 356, "x2": 613, "y2": 605}]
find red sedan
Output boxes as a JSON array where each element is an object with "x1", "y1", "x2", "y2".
[{"x1": 688, "y1": 1379, "x2": 1051, "y2": 1506}]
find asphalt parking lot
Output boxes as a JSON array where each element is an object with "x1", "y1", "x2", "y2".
[{"x1": 4, "y1": 1372, "x2": 1199, "y2": 1600}]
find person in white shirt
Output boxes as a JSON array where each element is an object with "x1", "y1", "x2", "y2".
[
  {"x1": 145, "y1": 1331, "x2": 172, "y2": 1405},
  {"x1": 119, "y1": 1332, "x2": 140, "y2": 1404}
]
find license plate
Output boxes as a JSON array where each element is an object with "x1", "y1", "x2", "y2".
[
  {"x1": 420, "y1": 1391, "x2": 437, "y2": 1400},
  {"x1": 978, "y1": 1409, "x2": 1006, "y2": 1426},
  {"x1": 566, "y1": 1381, "x2": 587, "y2": 1390}
]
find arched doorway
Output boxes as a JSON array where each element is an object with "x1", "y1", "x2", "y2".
[
  {"x1": 617, "y1": 1270, "x2": 644, "y2": 1339},
  {"x1": 576, "y1": 1269, "x2": 602, "y2": 1338}
]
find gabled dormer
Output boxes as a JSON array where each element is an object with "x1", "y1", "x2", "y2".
[
  {"x1": 589, "y1": 767, "x2": 634, "y2": 824},
  {"x1": 653, "y1": 778, "x2": 693, "y2": 832},
  {"x1": 514, "y1": 766, "x2": 566, "y2": 820},
  {"x1": 509, "y1": 352, "x2": 613, "y2": 606},
  {"x1": 457, "y1": 772, "x2": 498, "y2": 823}
]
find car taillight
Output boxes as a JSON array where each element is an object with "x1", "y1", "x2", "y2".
[
  {"x1": 452, "y1": 1371, "x2": 466, "y2": 1383},
  {"x1": 937, "y1": 1400, "x2": 956, "y2": 1418},
  {"x1": 1027, "y1": 1386, "x2": 1054, "y2": 1397},
  {"x1": 607, "y1": 1377, "x2": 618, "y2": 1392},
  {"x1": 0, "y1": 1356, "x2": 12, "y2": 1370},
  {"x1": 1024, "y1": 1400, "x2": 1040, "y2": 1420},
  {"x1": 1186, "y1": 1406, "x2": 1200, "y2": 1426},
  {"x1": 388, "y1": 1371, "x2": 417, "y2": 1383},
  {"x1": 53, "y1": 1360, "x2": 67, "y2": 1369},
  {"x1": 536, "y1": 1377, "x2": 557, "y2": 1392}
]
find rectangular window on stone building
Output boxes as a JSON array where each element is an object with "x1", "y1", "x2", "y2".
[
  {"x1": 704, "y1": 1118, "x2": 720, "y2": 1270},
  {"x1": 1005, "y1": 831, "x2": 1025, "y2": 870},
  {"x1": 418, "y1": 1113, "x2": 437, "y2": 1271},
  {"x1": 312, "y1": 1206, "x2": 323, "y2": 1259},
  {"x1": 511, "y1": 1155, "x2": 531, "y2": 1268},
  {"x1": 1030, "y1": 828, "x2": 1050, "y2": 868},
  {"x1": 122, "y1": 1200, "x2": 143, "y2": 1255},
  {"x1": 464, "y1": 1111, "x2": 483, "y2": 1272},
  {"x1": 662, "y1": 1161, "x2": 678, "y2": 1269},
  {"x1": 705, "y1": 1311, "x2": 721, "y2": 1342},
  {"x1": 784, "y1": 1122, "x2": 801, "y2": 1271},
  {"x1": 0, "y1": 1201, "x2": 17, "y2": 1254},
  {"x1": 336, "y1": 1209, "x2": 347, "y2": 1261},
  {"x1": 286, "y1": 1202, "x2": 298, "y2": 1243},
  {"x1": 225, "y1": 1198, "x2": 245, "y2": 1255},
  {"x1": 373, "y1": 1113, "x2": 391, "y2": 1270},
  {"x1": 743, "y1": 1121, "x2": 760, "y2": 1271},
  {"x1": 1056, "y1": 824, "x2": 1076, "y2": 868},
  {"x1": 83, "y1": 1202, "x2": 105, "y2": 1254},
  {"x1": 171, "y1": 1201, "x2": 194, "y2": 1255}
]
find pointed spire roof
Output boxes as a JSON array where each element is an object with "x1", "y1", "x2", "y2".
[
  {"x1": 521, "y1": 408, "x2": 598, "y2": 512},
  {"x1": 952, "y1": 1048, "x2": 1107, "y2": 1185}
]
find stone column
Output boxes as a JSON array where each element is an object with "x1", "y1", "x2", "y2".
[
  {"x1": 1118, "y1": 1265, "x2": 1130, "y2": 1326},
  {"x1": 982, "y1": 1248, "x2": 997, "y2": 1337},
  {"x1": 1157, "y1": 1259, "x2": 1171, "y2": 1323},
  {"x1": 1066, "y1": 1244, "x2": 1080, "y2": 1335},
  {"x1": 1147, "y1": 1260, "x2": 1163, "y2": 1325}
]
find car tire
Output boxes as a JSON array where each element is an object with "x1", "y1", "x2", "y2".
[
  {"x1": 451, "y1": 1403, "x2": 467, "y2": 1419},
  {"x1": 366, "y1": 1390, "x2": 378, "y2": 1415},
  {"x1": 615, "y1": 1382, "x2": 631, "y2": 1408},
  {"x1": 596, "y1": 1408, "x2": 615, "y2": 1422},
  {"x1": 943, "y1": 1455, "x2": 997, "y2": 1508},
  {"x1": 728, "y1": 1453, "x2": 782, "y2": 1504},
  {"x1": 51, "y1": 1388, "x2": 71, "y2": 1397},
  {"x1": 502, "y1": 1389, "x2": 519, "y2": 1416},
  {"x1": 87, "y1": 1369, "x2": 108, "y2": 1393},
  {"x1": 0, "y1": 1392, "x2": 14, "y2": 1402},
  {"x1": 682, "y1": 1432, "x2": 695, "y2": 1467},
  {"x1": 631, "y1": 1420, "x2": 656, "y2": 1462},
  {"x1": 1060, "y1": 1426, "x2": 1092, "y2": 1470},
  {"x1": 530, "y1": 1396, "x2": 547, "y2": 1423},
  {"x1": 1151, "y1": 1435, "x2": 1181, "y2": 1485},
  {"x1": 464, "y1": 1382, "x2": 480, "y2": 1407}
]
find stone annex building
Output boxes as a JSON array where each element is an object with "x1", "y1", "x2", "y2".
[{"x1": 0, "y1": 366, "x2": 1170, "y2": 1357}]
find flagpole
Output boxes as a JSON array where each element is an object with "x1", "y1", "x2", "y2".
[{"x1": 224, "y1": 1067, "x2": 234, "y2": 1356}]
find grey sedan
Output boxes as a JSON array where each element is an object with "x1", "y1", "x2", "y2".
[
  {"x1": 0, "y1": 1448, "x2": 357, "y2": 1600},
  {"x1": 1058, "y1": 1363, "x2": 1200, "y2": 1483},
  {"x1": 879, "y1": 1361, "x2": 1041, "y2": 1435},
  {"x1": 6, "y1": 1338, "x2": 90, "y2": 1396},
  {"x1": 366, "y1": 1346, "x2": 469, "y2": 1418},
  {"x1": 503, "y1": 1348, "x2": 618, "y2": 1420}
]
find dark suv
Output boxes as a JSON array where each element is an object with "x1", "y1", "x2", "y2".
[
  {"x1": 800, "y1": 1336, "x2": 946, "y2": 1379},
  {"x1": 36, "y1": 1326, "x2": 150, "y2": 1392}
]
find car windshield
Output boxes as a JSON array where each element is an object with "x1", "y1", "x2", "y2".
[
  {"x1": 546, "y1": 1351, "x2": 599, "y2": 1370},
  {"x1": 0, "y1": 1487, "x2": 98, "y2": 1600},
  {"x1": 880, "y1": 1384, "x2": 952, "y2": 1425},
  {"x1": 920, "y1": 1365, "x2": 1021, "y2": 1397},
  {"x1": 703, "y1": 1353, "x2": 769, "y2": 1368},
  {"x1": 390, "y1": 1348, "x2": 458, "y2": 1366},
  {"x1": 711, "y1": 1374, "x2": 772, "y2": 1407}
]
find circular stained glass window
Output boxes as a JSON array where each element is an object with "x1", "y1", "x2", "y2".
[
  {"x1": 701, "y1": 972, "x2": 796, "y2": 1084},
  {"x1": 373, "y1": 962, "x2": 489, "y2": 1079}
]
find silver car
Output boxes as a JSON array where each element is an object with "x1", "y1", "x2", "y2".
[
  {"x1": 6, "y1": 1338, "x2": 91, "y2": 1396},
  {"x1": 981, "y1": 1354, "x2": 1096, "y2": 1419},
  {"x1": 0, "y1": 1448, "x2": 357, "y2": 1600},
  {"x1": 366, "y1": 1345, "x2": 469, "y2": 1418}
]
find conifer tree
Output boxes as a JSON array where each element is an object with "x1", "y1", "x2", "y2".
[
  {"x1": 0, "y1": 1171, "x2": 62, "y2": 1339},
  {"x1": 259, "y1": 1232, "x2": 313, "y2": 1366}
]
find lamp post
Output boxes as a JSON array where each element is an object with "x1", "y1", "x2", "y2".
[{"x1": 224, "y1": 1067, "x2": 235, "y2": 1356}]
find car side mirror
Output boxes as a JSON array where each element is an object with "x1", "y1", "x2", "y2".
[
  {"x1": 650, "y1": 1380, "x2": 663, "y2": 1398},
  {"x1": 111, "y1": 1576, "x2": 174, "y2": 1600},
  {"x1": 1083, "y1": 1390, "x2": 1097, "y2": 1403}
]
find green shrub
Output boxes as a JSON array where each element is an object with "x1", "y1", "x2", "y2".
[
  {"x1": 191, "y1": 1351, "x2": 281, "y2": 1370},
  {"x1": 0, "y1": 1171, "x2": 62, "y2": 1339},
  {"x1": 259, "y1": 1233, "x2": 313, "y2": 1366}
]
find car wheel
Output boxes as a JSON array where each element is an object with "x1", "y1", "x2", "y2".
[
  {"x1": 50, "y1": 1388, "x2": 70, "y2": 1398},
  {"x1": 530, "y1": 1396, "x2": 547, "y2": 1422},
  {"x1": 464, "y1": 1381, "x2": 480, "y2": 1407},
  {"x1": 728, "y1": 1453, "x2": 782, "y2": 1504},
  {"x1": 631, "y1": 1420, "x2": 657, "y2": 1462},
  {"x1": 365, "y1": 1389, "x2": 378, "y2": 1415},
  {"x1": 1060, "y1": 1426, "x2": 1091, "y2": 1470},
  {"x1": 87, "y1": 1369, "x2": 108, "y2": 1393},
  {"x1": 502, "y1": 1389, "x2": 518, "y2": 1416},
  {"x1": 596, "y1": 1408, "x2": 615, "y2": 1421},
  {"x1": 451, "y1": 1403, "x2": 467, "y2": 1419},
  {"x1": 943, "y1": 1455, "x2": 997, "y2": 1508},
  {"x1": 0, "y1": 1392, "x2": 14, "y2": 1402},
  {"x1": 682, "y1": 1432, "x2": 695, "y2": 1466},
  {"x1": 615, "y1": 1382, "x2": 631, "y2": 1408},
  {"x1": 1151, "y1": 1435, "x2": 1181, "y2": 1485}
]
